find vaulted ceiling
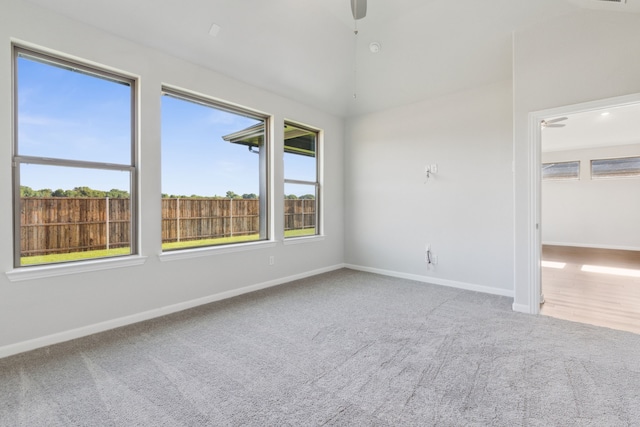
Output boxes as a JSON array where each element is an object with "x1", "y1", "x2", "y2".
[{"x1": 24, "y1": 0, "x2": 640, "y2": 117}]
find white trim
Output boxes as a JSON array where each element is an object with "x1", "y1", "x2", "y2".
[
  {"x1": 344, "y1": 264, "x2": 514, "y2": 298},
  {"x1": 5, "y1": 256, "x2": 148, "y2": 282},
  {"x1": 0, "y1": 263, "x2": 346, "y2": 359},
  {"x1": 512, "y1": 303, "x2": 531, "y2": 314},
  {"x1": 527, "y1": 93, "x2": 640, "y2": 315},
  {"x1": 511, "y1": 31, "x2": 518, "y2": 318},
  {"x1": 158, "y1": 240, "x2": 277, "y2": 262},
  {"x1": 542, "y1": 242, "x2": 640, "y2": 252},
  {"x1": 528, "y1": 111, "x2": 543, "y2": 315},
  {"x1": 283, "y1": 235, "x2": 325, "y2": 245}
]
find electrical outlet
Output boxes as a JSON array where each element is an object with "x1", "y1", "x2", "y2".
[
  {"x1": 269, "y1": 256, "x2": 274, "y2": 265},
  {"x1": 431, "y1": 164, "x2": 438, "y2": 174}
]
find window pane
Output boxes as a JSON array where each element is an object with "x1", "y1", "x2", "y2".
[
  {"x1": 284, "y1": 183, "x2": 317, "y2": 237},
  {"x1": 161, "y1": 92, "x2": 267, "y2": 250},
  {"x1": 284, "y1": 123, "x2": 319, "y2": 239},
  {"x1": 591, "y1": 157, "x2": 640, "y2": 179},
  {"x1": 19, "y1": 164, "x2": 132, "y2": 266},
  {"x1": 17, "y1": 54, "x2": 132, "y2": 165},
  {"x1": 542, "y1": 161, "x2": 580, "y2": 180},
  {"x1": 14, "y1": 48, "x2": 136, "y2": 268},
  {"x1": 284, "y1": 124, "x2": 316, "y2": 182}
]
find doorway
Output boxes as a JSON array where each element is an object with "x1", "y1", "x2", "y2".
[{"x1": 538, "y1": 103, "x2": 640, "y2": 334}]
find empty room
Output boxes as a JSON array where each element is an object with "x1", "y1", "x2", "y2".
[{"x1": 1, "y1": 0, "x2": 640, "y2": 425}]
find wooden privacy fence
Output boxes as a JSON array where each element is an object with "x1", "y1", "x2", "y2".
[
  {"x1": 162, "y1": 198, "x2": 259, "y2": 243},
  {"x1": 21, "y1": 197, "x2": 316, "y2": 256},
  {"x1": 20, "y1": 197, "x2": 130, "y2": 256},
  {"x1": 284, "y1": 198, "x2": 316, "y2": 232}
]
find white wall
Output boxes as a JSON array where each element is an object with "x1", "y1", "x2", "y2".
[
  {"x1": 345, "y1": 81, "x2": 514, "y2": 296},
  {"x1": 0, "y1": 0, "x2": 344, "y2": 355},
  {"x1": 513, "y1": 9, "x2": 640, "y2": 312},
  {"x1": 542, "y1": 144, "x2": 640, "y2": 250}
]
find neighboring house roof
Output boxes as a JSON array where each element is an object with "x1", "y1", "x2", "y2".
[{"x1": 222, "y1": 124, "x2": 315, "y2": 157}]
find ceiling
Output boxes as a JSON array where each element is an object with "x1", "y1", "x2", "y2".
[
  {"x1": 543, "y1": 103, "x2": 640, "y2": 152},
  {"x1": 24, "y1": 0, "x2": 640, "y2": 117}
]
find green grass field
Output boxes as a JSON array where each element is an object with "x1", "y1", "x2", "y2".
[
  {"x1": 21, "y1": 228, "x2": 317, "y2": 265},
  {"x1": 21, "y1": 247, "x2": 132, "y2": 265},
  {"x1": 162, "y1": 234, "x2": 260, "y2": 250}
]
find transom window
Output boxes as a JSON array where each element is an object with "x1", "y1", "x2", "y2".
[
  {"x1": 13, "y1": 47, "x2": 137, "y2": 267},
  {"x1": 591, "y1": 156, "x2": 640, "y2": 179},
  {"x1": 161, "y1": 88, "x2": 269, "y2": 251},
  {"x1": 542, "y1": 161, "x2": 580, "y2": 180}
]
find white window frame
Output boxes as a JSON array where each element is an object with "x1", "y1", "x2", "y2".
[
  {"x1": 160, "y1": 87, "x2": 271, "y2": 252},
  {"x1": 12, "y1": 46, "x2": 139, "y2": 269},
  {"x1": 283, "y1": 121, "x2": 321, "y2": 239}
]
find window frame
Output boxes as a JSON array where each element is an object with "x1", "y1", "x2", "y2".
[
  {"x1": 283, "y1": 121, "x2": 321, "y2": 239},
  {"x1": 12, "y1": 46, "x2": 139, "y2": 268},
  {"x1": 590, "y1": 156, "x2": 640, "y2": 180},
  {"x1": 160, "y1": 86, "x2": 271, "y2": 251}
]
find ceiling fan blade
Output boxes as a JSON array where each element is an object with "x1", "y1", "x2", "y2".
[
  {"x1": 351, "y1": 0, "x2": 367, "y2": 20},
  {"x1": 541, "y1": 119, "x2": 567, "y2": 129},
  {"x1": 545, "y1": 117, "x2": 568, "y2": 124}
]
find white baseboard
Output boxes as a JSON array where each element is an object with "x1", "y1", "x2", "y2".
[
  {"x1": 512, "y1": 303, "x2": 532, "y2": 314},
  {"x1": 543, "y1": 242, "x2": 640, "y2": 252},
  {"x1": 344, "y1": 264, "x2": 514, "y2": 298},
  {"x1": 0, "y1": 264, "x2": 346, "y2": 359}
]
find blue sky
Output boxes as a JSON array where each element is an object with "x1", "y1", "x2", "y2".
[
  {"x1": 18, "y1": 55, "x2": 315, "y2": 198},
  {"x1": 161, "y1": 95, "x2": 262, "y2": 197}
]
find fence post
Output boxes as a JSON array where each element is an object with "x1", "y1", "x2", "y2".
[
  {"x1": 105, "y1": 197, "x2": 110, "y2": 250},
  {"x1": 229, "y1": 198, "x2": 234, "y2": 237},
  {"x1": 176, "y1": 198, "x2": 181, "y2": 242}
]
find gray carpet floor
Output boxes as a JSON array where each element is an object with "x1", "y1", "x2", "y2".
[{"x1": 1, "y1": 268, "x2": 639, "y2": 426}]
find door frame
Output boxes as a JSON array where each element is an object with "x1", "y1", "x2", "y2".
[{"x1": 527, "y1": 93, "x2": 640, "y2": 314}]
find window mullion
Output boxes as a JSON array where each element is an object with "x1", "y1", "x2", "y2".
[{"x1": 14, "y1": 155, "x2": 133, "y2": 172}]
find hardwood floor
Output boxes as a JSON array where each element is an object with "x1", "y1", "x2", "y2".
[{"x1": 541, "y1": 245, "x2": 640, "y2": 335}]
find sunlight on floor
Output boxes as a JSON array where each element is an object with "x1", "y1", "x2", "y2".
[
  {"x1": 541, "y1": 260, "x2": 566, "y2": 269},
  {"x1": 581, "y1": 264, "x2": 640, "y2": 278}
]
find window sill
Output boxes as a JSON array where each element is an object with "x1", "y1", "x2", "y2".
[
  {"x1": 158, "y1": 240, "x2": 277, "y2": 262},
  {"x1": 283, "y1": 235, "x2": 325, "y2": 245},
  {"x1": 5, "y1": 255, "x2": 148, "y2": 282}
]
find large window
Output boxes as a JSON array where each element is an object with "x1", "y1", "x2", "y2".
[
  {"x1": 13, "y1": 47, "x2": 137, "y2": 267},
  {"x1": 284, "y1": 122, "x2": 320, "y2": 238},
  {"x1": 161, "y1": 88, "x2": 269, "y2": 251}
]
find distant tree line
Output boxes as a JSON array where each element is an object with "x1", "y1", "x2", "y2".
[
  {"x1": 20, "y1": 186, "x2": 315, "y2": 200},
  {"x1": 285, "y1": 194, "x2": 315, "y2": 200},
  {"x1": 161, "y1": 191, "x2": 260, "y2": 199},
  {"x1": 20, "y1": 186, "x2": 129, "y2": 198}
]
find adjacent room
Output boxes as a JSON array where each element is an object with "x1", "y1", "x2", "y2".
[
  {"x1": 540, "y1": 104, "x2": 640, "y2": 334},
  {"x1": 1, "y1": 0, "x2": 640, "y2": 425}
]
